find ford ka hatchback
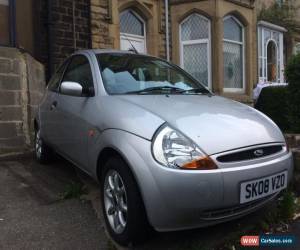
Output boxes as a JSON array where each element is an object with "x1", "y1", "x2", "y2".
[{"x1": 35, "y1": 50, "x2": 294, "y2": 246}]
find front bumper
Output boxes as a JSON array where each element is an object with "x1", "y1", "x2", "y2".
[{"x1": 123, "y1": 136, "x2": 294, "y2": 232}]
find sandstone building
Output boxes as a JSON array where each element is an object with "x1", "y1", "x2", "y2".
[{"x1": 0, "y1": 0, "x2": 299, "y2": 154}]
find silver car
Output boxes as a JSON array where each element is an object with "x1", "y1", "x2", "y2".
[{"x1": 35, "y1": 50, "x2": 293, "y2": 246}]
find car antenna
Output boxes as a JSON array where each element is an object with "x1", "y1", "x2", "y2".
[{"x1": 123, "y1": 33, "x2": 139, "y2": 54}]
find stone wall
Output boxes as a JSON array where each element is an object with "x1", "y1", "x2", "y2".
[
  {"x1": 0, "y1": 47, "x2": 45, "y2": 156},
  {"x1": 90, "y1": 0, "x2": 114, "y2": 49},
  {"x1": 36, "y1": 0, "x2": 91, "y2": 76},
  {"x1": 51, "y1": 0, "x2": 91, "y2": 70}
]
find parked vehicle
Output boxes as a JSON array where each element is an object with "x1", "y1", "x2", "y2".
[{"x1": 35, "y1": 50, "x2": 293, "y2": 246}]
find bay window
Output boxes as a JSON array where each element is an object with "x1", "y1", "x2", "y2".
[{"x1": 223, "y1": 16, "x2": 245, "y2": 92}]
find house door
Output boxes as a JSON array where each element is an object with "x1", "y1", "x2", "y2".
[
  {"x1": 267, "y1": 40, "x2": 278, "y2": 82},
  {"x1": 120, "y1": 10, "x2": 146, "y2": 53}
]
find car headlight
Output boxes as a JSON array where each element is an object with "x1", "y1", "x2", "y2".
[{"x1": 152, "y1": 125, "x2": 217, "y2": 170}]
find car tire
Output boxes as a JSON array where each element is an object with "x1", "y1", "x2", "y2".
[
  {"x1": 101, "y1": 156, "x2": 151, "y2": 246},
  {"x1": 34, "y1": 127, "x2": 53, "y2": 164}
]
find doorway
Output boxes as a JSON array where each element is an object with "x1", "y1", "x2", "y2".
[{"x1": 267, "y1": 40, "x2": 278, "y2": 82}]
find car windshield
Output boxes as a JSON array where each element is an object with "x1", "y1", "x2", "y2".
[{"x1": 97, "y1": 53, "x2": 210, "y2": 95}]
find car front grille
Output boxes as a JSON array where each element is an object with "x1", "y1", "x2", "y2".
[
  {"x1": 216, "y1": 145, "x2": 283, "y2": 163},
  {"x1": 199, "y1": 193, "x2": 278, "y2": 220}
]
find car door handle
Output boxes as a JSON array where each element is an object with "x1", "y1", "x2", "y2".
[{"x1": 50, "y1": 101, "x2": 58, "y2": 110}]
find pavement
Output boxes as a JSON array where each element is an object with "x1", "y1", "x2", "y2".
[
  {"x1": 0, "y1": 156, "x2": 299, "y2": 250},
  {"x1": 0, "y1": 157, "x2": 112, "y2": 250}
]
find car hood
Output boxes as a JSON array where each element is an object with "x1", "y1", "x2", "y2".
[{"x1": 105, "y1": 95, "x2": 284, "y2": 155}]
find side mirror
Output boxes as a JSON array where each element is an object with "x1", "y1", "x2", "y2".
[{"x1": 60, "y1": 81, "x2": 83, "y2": 96}]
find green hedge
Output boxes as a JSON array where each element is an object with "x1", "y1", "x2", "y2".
[
  {"x1": 255, "y1": 86, "x2": 289, "y2": 132},
  {"x1": 286, "y1": 54, "x2": 300, "y2": 133}
]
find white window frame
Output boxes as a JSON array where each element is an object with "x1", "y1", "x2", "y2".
[
  {"x1": 179, "y1": 14, "x2": 212, "y2": 90},
  {"x1": 258, "y1": 22, "x2": 285, "y2": 83},
  {"x1": 223, "y1": 15, "x2": 245, "y2": 93},
  {"x1": 120, "y1": 10, "x2": 147, "y2": 53}
]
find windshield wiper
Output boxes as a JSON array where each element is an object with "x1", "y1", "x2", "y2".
[
  {"x1": 178, "y1": 88, "x2": 212, "y2": 96},
  {"x1": 125, "y1": 86, "x2": 185, "y2": 94},
  {"x1": 125, "y1": 86, "x2": 213, "y2": 96}
]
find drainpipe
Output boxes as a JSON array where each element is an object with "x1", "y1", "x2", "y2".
[
  {"x1": 47, "y1": 0, "x2": 54, "y2": 79},
  {"x1": 165, "y1": 0, "x2": 170, "y2": 61},
  {"x1": 72, "y1": 1, "x2": 77, "y2": 51},
  {"x1": 9, "y1": 0, "x2": 16, "y2": 47}
]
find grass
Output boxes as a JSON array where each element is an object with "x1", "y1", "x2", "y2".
[{"x1": 60, "y1": 181, "x2": 88, "y2": 200}]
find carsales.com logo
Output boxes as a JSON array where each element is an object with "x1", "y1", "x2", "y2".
[{"x1": 241, "y1": 235, "x2": 296, "y2": 247}]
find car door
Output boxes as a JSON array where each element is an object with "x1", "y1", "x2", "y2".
[
  {"x1": 40, "y1": 60, "x2": 69, "y2": 146},
  {"x1": 55, "y1": 54, "x2": 95, "y2": 170}
]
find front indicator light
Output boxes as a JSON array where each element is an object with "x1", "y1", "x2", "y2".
[{"x1": 182, "y1": 156, "x2": 217, "y2": 170}]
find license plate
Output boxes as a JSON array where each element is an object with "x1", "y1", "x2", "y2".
[{"x1": 240, "y1": 171, "x2": 287, "y2": 204}]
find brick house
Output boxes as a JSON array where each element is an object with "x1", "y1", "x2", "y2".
[{"x1": 0, "y1": 0, "x2": 299, "y2": 154}]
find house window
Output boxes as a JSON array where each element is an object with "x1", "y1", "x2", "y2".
[
  {"x1": 120, "y1": 10, "x2": 146, "y2": 53},
  {"x1": 223, "y1": 16, "x2": 245, "y2": 92},
  {"x1": 258, "y1": 24, "x2": 284, "y2": 83},
  {"x1": 179, "y1": 14, "x2": 211, "y2": 89},
  {"x1": 0, "y1": 0, "x2": 10, "y2": 45}
]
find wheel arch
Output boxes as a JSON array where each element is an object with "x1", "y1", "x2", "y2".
[
  {"x1": 96, "y1": 147, "x2": 141, "y2": 188},
  {"x1": 96, "y1": 147, "x2": 121, "y2": 182},
  {"x1": 96, "y1": 146, "x2": 151, "y2": 224}
]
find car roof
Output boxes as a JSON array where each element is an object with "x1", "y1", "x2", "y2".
[
  {"x1": 73, "y1": 49, "x2": 164, "y2": 63},
  {"x1": 74, "y1": 49, "x2": 147, "y2": 56}
]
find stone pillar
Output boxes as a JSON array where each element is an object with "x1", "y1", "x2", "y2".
[
  {"x1": 90, "y1": 0, "x2": 114, "y2": 49},
  {"x1": 0, "y1": 47, "x2": 45, "y2": 156},
  {"x1": 213, "y1": 0, "x2": 224, "y2": 95}
]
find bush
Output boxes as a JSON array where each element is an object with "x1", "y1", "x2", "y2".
[
  {"x1": 278, "y1": 190, "x2": 298, "y2": 222},
  {"x1": 255, "y1": 86, "x2": 289, "y2": 131},
  {"x1": 285, "y1": 53, "x2": 300, "y2": 133}
]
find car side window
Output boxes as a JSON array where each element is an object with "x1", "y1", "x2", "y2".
[
  {"x1": 48, "y1": 60, "x2": 69, "y2": 92},
  {"x1": 61, "y1": 55, "x2": 94, "y2": 91}
]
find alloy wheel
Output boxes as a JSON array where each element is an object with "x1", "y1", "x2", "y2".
[{"x1": 103, "y1": 170, "x2": 128, "y2": 234}]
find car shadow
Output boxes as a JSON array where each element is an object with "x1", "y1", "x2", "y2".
[{"x1": 16, "y1": 155, "x2": 275, "y2": 250}]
